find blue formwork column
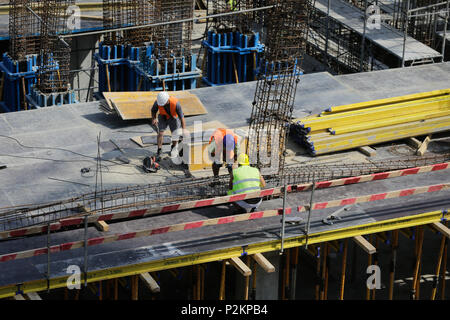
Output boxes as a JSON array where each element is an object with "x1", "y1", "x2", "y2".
[
  {"x1": 202, "y1": 31, "x2": 264, "y2": 87},
  {"x1": 0, "y1": 53, "x2": 38, "y2": 112}
]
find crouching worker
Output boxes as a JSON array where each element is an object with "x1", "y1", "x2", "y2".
[
  {"x1": 208, "y1": 128, "x2": 239, "y2": 180},
  {"x1": 228, "y1": 153, "x2": 266, "y2": 213}
]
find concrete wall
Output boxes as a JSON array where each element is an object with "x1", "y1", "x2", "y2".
[{"x1": 70, "y1": 34, "x2": 100, "y2": 103}]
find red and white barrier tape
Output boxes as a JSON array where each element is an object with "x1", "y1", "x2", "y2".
[
  {"x1": 0, "y1": 182, "x2": 448, "y2": 263},
  {"x1": 0, "y1": 161, "x2": 448, "y2": 240}
]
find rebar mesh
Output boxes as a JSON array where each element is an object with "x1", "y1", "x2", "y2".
[
  {"x1": 102, "y1": 0, "x2": 194, "y2": 56},
  {"x1": 1, "y1": 153, "x2": 449, "y2": 233},
  {"x1": 207, "y1": 0, "x2": 258, "y2": 33},
  {"x1": 9, "y1": 0, "x2": 43, "y2": 61},
  {"x1": 36, "y1": 0, "x2": 74, "y2": 93},
  {"x1": 247, "y1": 0, "x2": 310, "y2": 175},
  {"x1": 152, "y1": 0, "x2": 194, "y2": 57}
]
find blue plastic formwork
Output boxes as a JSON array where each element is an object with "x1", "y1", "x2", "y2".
[
  {"x1": 26, "y1": 86, "x2": 77, "y2": 108},
  {"x1": 133, "y1": 53, "x2": 201, "y2": 91},
  {"x1": 0, "y1": 53, "x2": 38, "y2": 112},
  {"x1": 95, "y1": 43, "x2": 129, "y2": 92},
  {"x1": 202, "y1": 31, "x2": 264, "y2": 86},
  {"x1": 96, "y1": 43, "x2": 201, "y2": 93}
]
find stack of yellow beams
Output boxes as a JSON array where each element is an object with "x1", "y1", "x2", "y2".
[{"x1": 292, "y1": 89, "x2": 450, "y2": 155}]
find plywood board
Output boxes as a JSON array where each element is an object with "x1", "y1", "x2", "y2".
[{"x1": 102, "y1": 91, "x2": 207, "y2": 120}]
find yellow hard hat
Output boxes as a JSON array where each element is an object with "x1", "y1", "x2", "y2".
[{"x1": 237, "y1": 153, "x2": 249, "y2": 166}]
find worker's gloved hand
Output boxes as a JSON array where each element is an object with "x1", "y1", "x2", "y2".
[{"x1": 151, "y1": 118, "x2": 158, "y2": 126}]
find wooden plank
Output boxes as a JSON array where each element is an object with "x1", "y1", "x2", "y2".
[
  {"x1": 229, "y1": 257, "x2": 252, "y2": 277},
  {"x1": 358, "y1": 146, "x2": 376, "y2": 157},
  {"x1": 416, "y1": 135, "x2": 432, "y2": 156},
  {"x1": 102, "y1": 91, "x2": 207, "y2": 120},
  {"x1": 406, "y1": 137, "x2": 422, "y2": 149},
  {"x1": 13, "y1": 294, "x2": 26, "y2": 300},
  {"x1": 131, "y1": 275, "x2": 139, "y2": 300},
  {"x1": 252, "y1": 253, "x2": 275, "y2": 273},
  {"x1": 431, "y1": 222, "x2": 450, "y2": 239},
  {"x1": 353, "y1": 235, "x2": 376, "y2": 254},
  {"x1": 26, "y1": 292, "x2": 42, "y2": 300},
  {"x1": 94, "y1": 221, "x2": 109, "y2": 232},
  {"x1": 139, "y1": 272, "x2": 160, "y2": 293}
]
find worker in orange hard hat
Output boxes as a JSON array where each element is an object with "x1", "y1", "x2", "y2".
[
  {"x1": 151, "y1": 92, "x2": 186, "y2": 161},
  {"x1": 208, "y1": 128, "x2": 239, "y2": 180}
]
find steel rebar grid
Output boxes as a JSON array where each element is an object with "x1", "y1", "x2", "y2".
[
  {"x1": 36, "y1": 0, "x2": 75, "y2": 94},
  {"x1": 206, "y1": 0, "x2": 259, "y2": 33},
  {"x1": 247, "y1": 0, "x2": 310, "y2": 175},
  {"x1": 152, "y1": 0, "x2": 194, "y2": 58},
  {"x1": 342, "y1": 0, "x2": 449, "y2": 52},
  {"x1": 9, "y1": 0, "x2": 44, "y2": 61},
  {"x1": 1, "y1": 153, "x2": 448, "y2": 233}
]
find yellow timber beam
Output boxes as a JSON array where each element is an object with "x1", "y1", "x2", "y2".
[
  {"x1": 311, "y1": 116, "x2": 450, "y2": 154},
  {"x1": 329, "y1": 109, "x2": 450, "y2": 136},
  {"x1": 320, "y1": 88, "x2": 450, "y2": 115},
  {"x1": 0, "y1": 209, "x2": 447, "y2": 299},
  {"x1": 299, "y1": 96, "x2": 450, "y2": 132}
]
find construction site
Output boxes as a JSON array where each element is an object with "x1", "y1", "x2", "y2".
[{"x1": 0, "y1": 0, "x2": 449, "y2": 304}]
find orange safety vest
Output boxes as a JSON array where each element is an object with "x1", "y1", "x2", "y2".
[
  {"x1": 158, "y1": 97, "x2": 179, "y2": 119},
  {"x1": 209, "y1": 128, "x2": 238, "y2": 146}
]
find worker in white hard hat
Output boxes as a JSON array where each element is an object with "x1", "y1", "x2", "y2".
[
  {"x1": 228, "y1": 153, "x2": 266, "y2": 213},
  {"x1": 151, "y1": 92, "x2": 186, "y2": 161}
]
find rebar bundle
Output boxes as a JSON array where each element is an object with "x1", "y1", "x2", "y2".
[
  {"x1": 307, "y1": 0, "x2": 370, "y2": 73},
  {"x1": 9, "y1": 0, "x2": 44, "y2": 61},
  {"x1": 102, "y1": 0, "x2": 194, "y2": 56},
  {"x1": 207, "y1": 0, "x2": 258, "y2": 33},
  {"x1": 152, "y1": 0, "x2": 194, "y2": 57},
  {"x1": 103, "y1": 0, "x2": 128, "y2": 45},
  {"x1": 36, "y1": 0, "x2": 74, "y2": 94},
  {"x1": 125, "y1": 0, "x2": 158, "y2": 46},
  {"x1": 247, "y1": 0, "x2": 310, "y2": 175}
]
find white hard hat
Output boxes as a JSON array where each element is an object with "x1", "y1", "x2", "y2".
[{"x1": 157, "y1": 91, "x2": 170, "y2": 106}]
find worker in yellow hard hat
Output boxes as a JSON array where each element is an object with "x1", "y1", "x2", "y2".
[
  {"x1": 228, "y1": 153, "x2": 266, "y2": 213},
  {"x1": 228, "y1": 0, "x2": 237, "y2": 11}
]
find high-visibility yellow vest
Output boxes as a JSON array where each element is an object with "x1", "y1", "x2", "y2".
[
  {"x1": 228, "y1": 0, "x2": 237, "y2": 11},
  {"x1": 230, "y1": 165, "x2": 261, "y2": 195}
]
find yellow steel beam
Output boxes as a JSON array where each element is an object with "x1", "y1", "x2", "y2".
[
  {"x1": 0, "y1": 209, "x2": 447, "y2": 299},
  {"x1": 299, "y1": 96, "x2": 450, "y2": 132},
  {"x1": 321, "y1": 89, "x2": 450, "y2": 115},
  {"x1": 311, "y1": 116, "x2": 450, "y2": 154},
  {"x1": 329, "y1": 109, "x2": 450, "y2": 135}
]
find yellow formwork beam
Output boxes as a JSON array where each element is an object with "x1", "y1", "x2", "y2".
[
  {"x1": 329, "y1": 109, "x2": 450, "y2": 135},
  {"x1": 311, "y1": 115, "x2": 450, "y2": 144},
  {"x1": 312, "y1": 116, "x2": 450, "y2": 154},
  {"x1": 299, "y1": 95, "x2": 450, "y2": 132},
  {"x1": 321, "y1": 88, "x2": 450, "y2": 115},
  {"x1": 0, "y1": 209, "x2": 447, "y2": 299}
]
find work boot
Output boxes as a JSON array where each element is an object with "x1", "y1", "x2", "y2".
[{"x1": 156, "y1": 148, "x2": 162, "y2": 162}]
